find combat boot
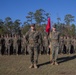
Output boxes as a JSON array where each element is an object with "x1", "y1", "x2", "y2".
[
  {"x1": 50, "y1": 62, "x2": 54, "y2": 65},
  {"x1": 54, "y1": 62, "x2": 58, "y2": 65},
  {"x1": 34, "y1": 64, "x2": 38, "y2": 69},
  {"x1": 29, "y1": 64, "x2": 34, "y2": 68},
  {"x1": 50, "y1": 60, "x2": 54, "y2": 65}
]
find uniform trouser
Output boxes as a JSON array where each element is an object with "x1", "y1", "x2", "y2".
[
  {"x1": 29, "y1": 46, "x2": 39, "y2": 65},
  {"x1": 66, "y1": 45, "x2": 71, "y2": 54},
  {"x1": 1, "y1": 45, "x2": 5, "y2": 55},
  {"x1": 13, "y1": 45, "x2": 18, "y2": 54},
  {"x1": 21, "y1": 45, "x2": 27, "y2": 54},
  {"x1": 5, "y1": 45, "x2": 9, "y2": 54},
  {"x1": 8, "y1": 45, "x2": 11, "y2": 55},
  {"x1": 59, "y1": 45, "x2": 64, "y2": 53},
  {"x1": 51, "y1": 45, "x2": 59, "y2": 62},
  {"x1": 44, "y1": 46, "x2": 49, "y2": 54},
  {"x1": 39, "y1": 45, "x2": 43, "y2": 54}
]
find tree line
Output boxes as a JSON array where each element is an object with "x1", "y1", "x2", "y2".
[{"x1": 0, "y1": 9, "x2": 76, "y2": 37}]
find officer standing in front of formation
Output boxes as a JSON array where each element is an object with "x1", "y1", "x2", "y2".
[
  {"x1": 49, "y1": 25, "x2": 60, "y2": 65},
  {"x1": 25, "y1": 24, "x2": 42, "y2": 69}
]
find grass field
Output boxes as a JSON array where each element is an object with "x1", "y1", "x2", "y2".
[{"x1": 0, "y1": 54, "x2": 76, "y2": 75}]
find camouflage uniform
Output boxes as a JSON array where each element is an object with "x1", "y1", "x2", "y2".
[
  {"x1": 43, "y1": 36, "x2": 49, "y2": 54},
  {"x1": 17, "y1": 36, "x2": 22, "y2": 54},
  {"x1": 38, "y1": 32, "x2": 43, "y2": 55},
  {"x1": 72, "y1": 38, "x2": 76, "y2": 53},
  {"x1": 25, "y1": 30, "x2": 42, "y2": 66},
  {"x1": 13, "y1": 35, "x2": 18, "y2": 55},
  {"x1": 5, "y1": 35, "x2": 10, "y2": 54},
  {"x1": 63, "y1": 36, "x2": 67, "y2": 53},
  {"x1": 21, "y1": 35, "x2": 27, "y2": 55},
  {"x1": 8, "y1": 36, "x2": 13, "y2": 55},
  {"x1": 66, "y1": 36, "x2": 71, "y2": 54},
  {"x1": 1, "y1": 35, "x2": 5, "y2": 55},
  {"x1": 49, "y1": 31, "x2": 60, "y2": 63},
  {"x1": 59, "y1": 36, "x2": 64, "y2": 54}
]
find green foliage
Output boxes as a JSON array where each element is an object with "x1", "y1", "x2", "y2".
[
  {"x1": 0, "y1": 27, "x2": 4, "y2": 34},
  {"x1": 13, "y1": 19, "x2": 21, "y2": 34},
  {"x1": 26, "y1": 12, "x2": 34, "y2": 24},
  {"x1": 64, "y1": 14, "x2": 74, "y2": 25},
  {"x1": 55, "y1": 23, "x2": 76, "y2": 37},
  {"x1": 25, "y1": 9, "x2": 50, "y2": 25},
  {"x1": 0, "y1": 10, "x2": 76, "y2": 37},
  {"x1": 34, "y1": 9, "x2": 45, "y2": 24},
  {"x1": 70, "y1": 24, "x2": 76, "y2": 36},
  {"x1": 22, "y1": 25, "x2": 30, "y2": 34}
]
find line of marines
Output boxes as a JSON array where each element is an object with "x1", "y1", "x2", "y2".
[{"x1": 0, "y1": 33, "x2": 76, "y2": 55}]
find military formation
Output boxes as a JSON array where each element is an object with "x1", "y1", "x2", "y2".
[
  {"x1": 0, "y1": 24, "x2": 76, "y2": 68},
  {"x1": 59, "y1": 35, "x2": 76, "y2": 54},
  {"x1": 0, "y1": 26, "x2": 76, "y2": 55},
  {"x1": 0, "y1": 33, "x2": 75, "y2": 56},
  {"x1": 0, "y1": 34, "x2": 28, "y2": 55}
]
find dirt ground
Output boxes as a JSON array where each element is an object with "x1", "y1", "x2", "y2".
[{"x1": 0, "y1": 54, "x2": 76, "y2": 75}]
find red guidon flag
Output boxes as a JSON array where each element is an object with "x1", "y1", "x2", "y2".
[{"x1": 46, "y1": 17, "x2": 51, "y2": 33}]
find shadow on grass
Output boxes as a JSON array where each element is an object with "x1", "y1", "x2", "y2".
[
  {"x1": 38, "y1": 61, "x2": 50, "y2": 67},
  {"x1": 38, "y1": 55, "x2": 76, "y2": 67},
  {"x1": 58, "y1": 55, "x2": 76, "y2": 64}
]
